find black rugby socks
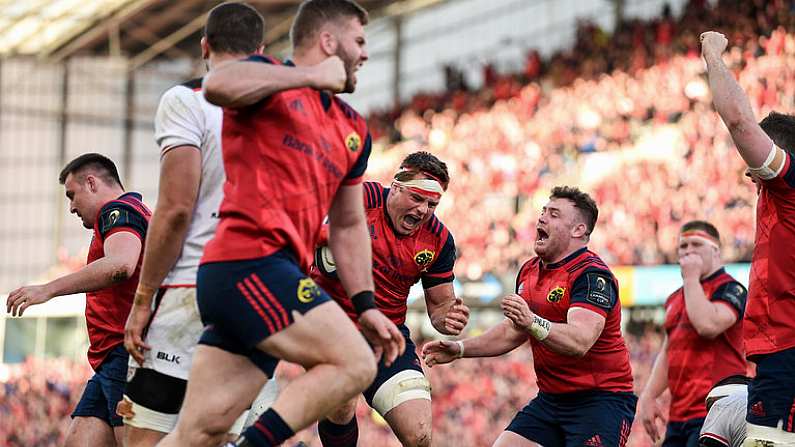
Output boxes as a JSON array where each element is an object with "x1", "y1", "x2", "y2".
[
  {"x1": 318, "y1": 417, "x2": 359, "y2": 447},
  {"x1": 236, "y1": 408, "x2": 295, "y2": 446}
]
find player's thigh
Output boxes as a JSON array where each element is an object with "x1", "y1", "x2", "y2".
[
  {"x1": 125, "y1": 426, "x2": 165, "y2": 447},
  {"x1": 365, "y1": 331, "x2": 432, "y2": 446},
  {"x1": 96, "y1": 346, "x2": 129, "y2": 429},
  {"x1": 493, "y1": 431, "x2": 543, "y2": 447},
  {"x1": 384, "y1": 398, "x2": 432, "y2": 447},
  {"x1": 121, "y1": 368, "x2": 187, "y2": 435},
  {"x1": 177, "y1": 344, "x2": 269, "y2": 431},
  {"x1": 123, "y1": 289, "x2": 201, "y2": 436},
  {"x1": 364, "y1": 333, "x2": 425, "y2": 409},
  {"x1": 198, "y1": 253, "x2": 371, "y2": 370},
  {"x1": 563, "y1": 392, "x2": 636, "y2": 447},
  {"x1": 113, "y1": 425, "x2": 125, "y2": 447},
  {"x1": 139, "y1": 287, "x2": 204, "y2": 380},
  {"x1": 326, "y1": 396, "x2": 360, "y2": 424},
  {"x1": 64, "y1": 416, "x2": 117, "y2": 447},
  {"x1": 747, "y1": 347, "x2": 795, "y2": 432},
  {"x1": 257, "y1": 300, "x2": 371, "y2": 369},
  {"x1": 69, "y1": 362, "x2": 123, "y2": 443},
  {"x1": 503, "y1": 394, "x2": 565, "y2": 447}
]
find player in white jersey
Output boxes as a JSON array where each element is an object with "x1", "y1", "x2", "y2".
[
  {"x1": 700, "y1": 376, "x2": 751, "y2": 447},
  {"x1": 117, "y1": 4, "x2": 342, "y2": 446}
]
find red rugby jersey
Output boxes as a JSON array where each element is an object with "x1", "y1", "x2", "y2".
[
  {"x1": 745, "y1": 150, "x2": 795, "y2": 358},
  {"x1": 201, "y1": 55, "x2": 371, "y2": 272},
  {"x1": 312, "y1": 182, "x2": 456, "y2": 325},
  {"x1": 86, "y1": 192, "x2": 150, "y2": 370},
  {"x1": 515, "y1": 248, "x2": 634, "y2": 394},
  {"x1": 664, "y1": 268, "x2": 747, "y2": 422}
]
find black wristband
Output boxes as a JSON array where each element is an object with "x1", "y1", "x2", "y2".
[{"x1": 351, "y1": 291, "x2": 376, "y2": 315}]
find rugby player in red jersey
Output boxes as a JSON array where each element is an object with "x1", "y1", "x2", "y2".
[
  {"x1": 7, "y1": 153, "x2": 150, "y2": 447},
  {"x1": 157, "y1": 2, "x2": 404, "y2": 447},
  {"x1": 312, "y1": 152, "x2": 469, "y2": 447},
  {"x1": 120, "y1": 5, "x2": 284, "y2": 446},
  {"x1": 638, "y1": 221, "x2": 747, "y2": 446},
  {"x1": 423, "y1": 186, "x2": 635, "y2": 447},
  {"x1": 702, "y1": 31, "x2": 795, "y2": 445}
]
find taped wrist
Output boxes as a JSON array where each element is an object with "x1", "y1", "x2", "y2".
[
  {"x1": 528, "y1": 315, "x2": 551, "y2": 341},
  {"x1": 748, "y1": 142, "x2": 785, "y2": 180},
  {"x1": 352, "y1": 291, "x2": 376, "y2": 315},
  {"x1": 455, "y1": 340, "x2": 465, "y2": 358}
]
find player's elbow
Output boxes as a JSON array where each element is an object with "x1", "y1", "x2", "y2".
[
  {"x1": 693, "y1": 322, "x2": 722, "y2": 339},
  {"x1": 203, "y1": 75, "x2": 241, "y2": 107},
  {"x1": 558, "y1": 340, "x2": 591, "y2": 357},
  {"x1": 569, "y1": 344, "x2": 590, "y2": 358},
  {"x1": 724, "y1": 113, "x2": 755, "y2": 138},
  {"x1": 160, "y1": 204, "x2": 193, "y2": 229},
  {"x1": 109, "y1": 261, "x2": 136, "y2": 284},
  {"x1": 569, "y1": 334, "x2": 599, "y2": 357},
  {"x1": 329, "y1": 209, "x2": 366, "y2": 231}
]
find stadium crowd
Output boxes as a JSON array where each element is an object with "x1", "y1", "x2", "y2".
[
  {"x1": 0, "y1": 358, "x2": 91, "y2": 447},
  {"x1": 366, "y1": 0, "x2": 795, "y2": 281},
  {"x1": 0, "y1": 326, "x2": 664, "y2": 447},
  {"x1": 3, "y1": 0, "x2": 793, "y2": 446}
]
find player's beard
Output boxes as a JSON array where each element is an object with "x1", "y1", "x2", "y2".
[{"x1": 335, "y1": 46, "x2": 357, "y2": 94}]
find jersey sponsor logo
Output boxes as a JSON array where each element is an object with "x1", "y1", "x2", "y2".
[
  {"x1": 547, "y1": 286, "x2": 565, "y2": 303},
  {"x1": 297, "y1": 277, "x2": 321, "y2": 303},
  {"x1": 282, "y1": 133, "x2": 344, "y2": 178},
  {"x1": 413, "y1": 249, "x2": 435, "y2": 268},
  {"x1": 156, "y1": 351, "x2": 181, "y2": 364},
  {"x1": 374, "y1": 259, "x2": 415, "y2": 284},
  {"x1": 319, "y1": 136, "x2": 332, "y2": 151},
  {"x1": 517, "y1": 282, "x2": 526, "y2": 294},
  {"x1": 345, "y1": 131, "x2": 361, "y2": 152}
]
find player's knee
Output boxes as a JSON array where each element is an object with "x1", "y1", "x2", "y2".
[
  {"x1": 338, "y1": 342, "x2": 377, "y2": 392},
  {"x1": 327, "y1": 400, "x2": 358, "y2": 424},
  {"x1": 174, "y1": 419, "x2": 229, "y2": 447},
  {"x1": 402, "y1": 422, "x2": 431, "y2": 447},
  {"x1": 346, "y1": 353, "x2": 377, "y2": 393},
  {"x1": 373, "y1": 371, "x2": 431, "y2": 417}
]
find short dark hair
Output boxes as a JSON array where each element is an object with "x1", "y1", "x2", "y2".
[
  {"x1": 205, "y1": 2, "x2": 264, "y2": 55},
  {"x1": 59, "y1": 153, "x2": 123, "y2": 188},
  {"x1": 680, "y1": 220, "x2": 720, "y2": 241},
  {"x1": 395, "y1": 151, "x2": 450, "y2": 190},
  {"x1": 290, "y1": 0, "x2": 368, "y2": 50},
  {"x1": 550, "y1": 186, "x2": 598, "y2": 236},
  {"x1": 759, "y1": 111, "x2": 795, "y2": 154}
]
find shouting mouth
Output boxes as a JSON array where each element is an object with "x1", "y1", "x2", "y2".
[
  {"x1": 535, "y1": 227, "x2": 549, "y2": 246},
  {"x1": 401, "y1": 214, "x2": 423, "y2": 232}
]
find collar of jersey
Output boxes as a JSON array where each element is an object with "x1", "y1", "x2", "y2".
[
  {"x1": 701, "y1": 267, "x2": 726, "y2": 283},
  {"x1": 118, "y1": 191, "x2": 142, "y2": 201},
  {"x1": 284, "y1": 59, "x2": 333, "y2": 112},
  {"x1": 541, "y1": 246, "x2": 588, "y2": 270}
]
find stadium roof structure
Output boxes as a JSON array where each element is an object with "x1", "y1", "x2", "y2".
[{"x1": 0, "y1": 0, "x2": 445, "y2": 68}]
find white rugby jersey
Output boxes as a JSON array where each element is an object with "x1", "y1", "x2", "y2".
[
  {"x1": 155, "y1": 78, "x2": 224, "y2": 286},
  {"x1": 700, "y1": 389, "x2": 747, "y2": 447}
]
